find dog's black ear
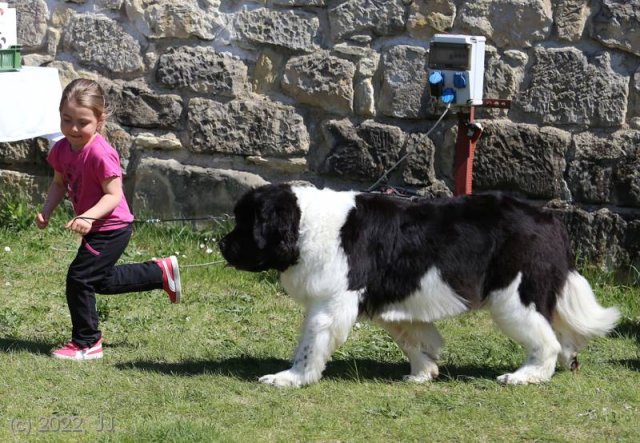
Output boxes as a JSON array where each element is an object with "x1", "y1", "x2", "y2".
[
  {"x1": 252, "y1": 214, "x2": 270, "y2": 250},
  {"x1": 272, "y1": 204, "x2": 301, "y2": 270},
  {"x1": 254, "y1": 185, "x2": 301, "y2": 271}
]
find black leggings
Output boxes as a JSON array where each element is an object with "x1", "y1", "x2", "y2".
[{"x1": 66, "y1": 226, "x2": 163, "y2": 347}]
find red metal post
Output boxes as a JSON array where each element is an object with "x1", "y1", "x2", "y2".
[{"x1": 453, "y1": 106, "x2": 483, "y2": 196}]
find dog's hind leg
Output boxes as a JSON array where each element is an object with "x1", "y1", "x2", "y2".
[
  {"x1": 377, "y1": 320, "x2": 443, "y2": 383},
  {"x1": 259, "y1": 293, "x2": 360, "y2": 388},
  {"x1": 553, "y1": 327, "x2": 582, "y2": 371},
  {"x1": 552, "y1": 271, "x2": 620, "y2": 371},
  {"x1": 486, "y1": 273, "x2": 561, "y2": 385}
]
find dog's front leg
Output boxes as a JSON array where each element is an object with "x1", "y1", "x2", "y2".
[{"x1": 259, "y1": 296, "x2": 358, "y2": 387}]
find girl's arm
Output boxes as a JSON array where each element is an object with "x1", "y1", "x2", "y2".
[
  {"x1": 35, "y1": 171, "x2": 66, "y2": 229},
  {"x1": 65, "y1": 176, "x2": 124, "y2": 235}
]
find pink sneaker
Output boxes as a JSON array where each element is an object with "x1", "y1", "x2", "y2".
[
  {"x1": 156, "y1": 255, "x2": 181, "y2": 303},
  {"x1": 52, "y1": 338, "x2": 103, "y2": 360}
]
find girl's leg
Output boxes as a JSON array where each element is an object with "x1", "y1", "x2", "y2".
[
  {"x1": 66, "y1": 227, "x2": 133, "y2": 347},
  {"x1": 96, "y1": 261, "x2": 163, "y2": 294},
  {"x1": 95, "y1": 246, "x2": 179, "y2": 300},
  {"x1": 66, "y1": 226, "x2": 176, "y2": 347}
]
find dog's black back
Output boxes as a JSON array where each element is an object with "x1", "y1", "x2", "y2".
[{"x1": 340, "y1": 193, "x2": 573, "y2": 319}]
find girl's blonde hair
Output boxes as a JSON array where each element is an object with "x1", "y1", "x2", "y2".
[{"x1": 59, "y1": 78, "x2": 110, "y2": 129}]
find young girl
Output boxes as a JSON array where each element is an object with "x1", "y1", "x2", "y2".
[{"x1": 36, "y1": 78, "x2": 182, "y2": 360}]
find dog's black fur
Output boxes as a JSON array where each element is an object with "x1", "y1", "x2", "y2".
[
  {"x1": 219, "y1": 184, "x2": 618, "y2": 387},
  {"x1": 340, "y1": 191, "x2": 572, "y2": 319},
  {"x1": 220, "y1": 184, "x2": 300, "y2": 272}
]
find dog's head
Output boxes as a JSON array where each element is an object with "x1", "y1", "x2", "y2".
[{"x1": 219, "y1": 184, "x2": 301, "y2": 272}]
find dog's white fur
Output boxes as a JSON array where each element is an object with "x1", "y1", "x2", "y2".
[
  {"x1": 221, "y1": 185, "x2": 620, "y2": 387},
  {"x1": 264, "y1": 188, "x2": 360, "y2": 387}
]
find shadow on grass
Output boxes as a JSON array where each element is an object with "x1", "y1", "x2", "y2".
[
  {"x1": 436, "y1": 365, "x2": 508, "y2": 382},
  {"x1": 116, "y1": 357, "x2": 290, "y2": 380},
  {"x1": 610, "y1": 359, "x2": 640, "y2": 371},
  {"x1": 325, "y1": 360, "x2": 508, "y2": 383},
  {"x1": 116, "y1": 357, "x2": 508, "y2": 383},
  {"x1": 615, "y1": 317, "x2": 640, "y2": 343},
  {"x1": 607, "y1": 318, "x2": 640, "y2": 371},
  {"x1": 0, "y1": 337, "x2": 52, "y2": 355}
]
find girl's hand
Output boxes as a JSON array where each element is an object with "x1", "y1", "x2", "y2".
[
  {"x1": 35, "y1": 213, "x2": 49, "y2": 230},
  {"x1": 66, "y1": 217, "x2": 93, "y2": 235}
]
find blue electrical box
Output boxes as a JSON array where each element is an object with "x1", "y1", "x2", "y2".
[{"x1": 428, "y1": 34, "x2": 486, "y2": 106}]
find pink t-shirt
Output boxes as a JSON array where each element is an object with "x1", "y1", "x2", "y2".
[{"x1": 48, "y1": 133, "x2": 134, "y2": 232}]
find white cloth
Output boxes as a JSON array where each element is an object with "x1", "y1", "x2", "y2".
[
  {"x1": 0, "y1": 5, "x2": 17, "y2": 48},
  {"x1": 0, "y1": 66, "x2": 63, "y2": 143}
]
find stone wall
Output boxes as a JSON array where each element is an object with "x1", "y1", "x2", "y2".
[{"x1": 1, "y1": 0, "x2": 639, "y2": 269}]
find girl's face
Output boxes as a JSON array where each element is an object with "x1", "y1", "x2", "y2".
[{"x1": 60, "y1": 100, "x2": 104, "y2": 150}]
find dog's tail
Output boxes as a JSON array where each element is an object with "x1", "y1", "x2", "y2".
[{"x1": 553, "y1": 270, "x2": 620, "y2": 351}]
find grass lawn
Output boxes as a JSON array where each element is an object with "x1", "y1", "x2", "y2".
[{"x1": 0, "y1": 208, "x2": 638, "y2": 442}]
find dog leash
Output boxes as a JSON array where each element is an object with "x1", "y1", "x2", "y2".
[
  {"x1": 48, "y1": 215, "x2": 232, "y2": 269},
  {"x1": 72, "y1": 215, "x2": 232, "y2": 225},
  {"x1": 367, "y1": 103, "x2": 451, "y2": 193}
]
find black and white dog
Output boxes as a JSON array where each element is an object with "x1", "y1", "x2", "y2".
[{"x1": 219, "y1": 183, "x2": 620, "y2": 387}]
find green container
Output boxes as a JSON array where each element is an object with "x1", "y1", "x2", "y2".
[{"x1": 0, "y1": 45, "x2": 21, "y2": 72}]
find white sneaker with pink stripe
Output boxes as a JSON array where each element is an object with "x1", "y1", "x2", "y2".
[
  {"x1": 52, "y1": 338, "x2": 103, "y2": 360},
  {"x1": 156, "y1": 255, "x2": 182, "y2": 303}
]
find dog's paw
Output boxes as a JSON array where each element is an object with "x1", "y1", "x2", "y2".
[
  {"x1": 497, "y1": 371, "x2": 546, "y2": 385},
  {"x1": 403, "y1": 365, "x2": 438, "y2": 383},
  {"x1": 259, "y1": 370, "x2": 304, "y2": 388},
  {"x1": 403, "y1": 374, "x2": 434, "y2": 383},
  {"x1": 498, "y1": 373, "x2": 524, "y2": 385}
]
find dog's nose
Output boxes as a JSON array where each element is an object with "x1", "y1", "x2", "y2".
[{"x1": 218, "y1": 237, "x2": 226, "y2": 251}]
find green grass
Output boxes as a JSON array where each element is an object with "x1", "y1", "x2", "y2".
[{"x1": 0, "y1": 205, "x2": 638, "y2": 442}]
